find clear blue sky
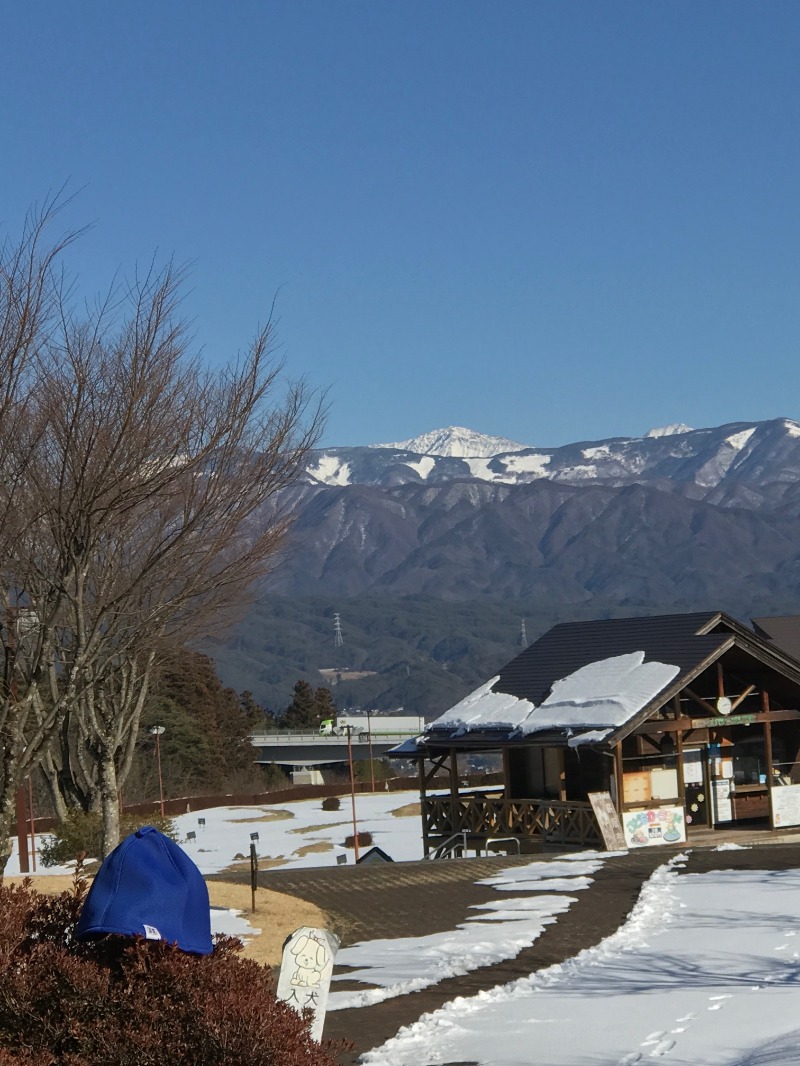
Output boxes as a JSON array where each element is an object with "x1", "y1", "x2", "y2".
[{"x1": 2, "y1": 3, "x2": 799, "y2": 448}]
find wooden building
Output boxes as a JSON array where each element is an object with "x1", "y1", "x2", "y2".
[{"x1": 394, "y1": 613, "x2": 800, "y2": 855}]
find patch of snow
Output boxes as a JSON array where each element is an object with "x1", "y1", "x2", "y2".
[
  {"x1": 404, "y1": 456, "x2": 436, "y2": 479},
  {"x1": 782, "y1": 419, "x2": 800, "y2": 438},
  {"x1": 645, "y1": 423, "x2": 694, "y2": 438},
  {"x1": 725, "y1": 427, "x2": 757, "y2": 450},
  {"x1": 211, "y1": 907, "x2": 261, "y2": 941},
  {"x1": 464, "y1": 457, "x2": 502, "y2": 480},
  {"x1": 517, "y1": 651, "x2": 680, "y2": 735},
  {"x1": 306, "y1": 455, "x2": 351, "y2": 486},
  {"x1": 428, "y1": 676, "x2": 535, "y2": 732},
  {"x1": 554, "y1": 463, "x2": 599, "y2": 481},
  {"x1": 502, "y1": 452, "x2": 552, "y2": 477},
  {"x1": 713, "y1": 842, "x2": 749, "y2": 851},
  {"x1": 581, "y1": 445, "x2": 613, "y2": 460}
]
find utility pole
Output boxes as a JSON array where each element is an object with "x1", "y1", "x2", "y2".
[{"x1": 346, "y1": 725, "x2": 360, "y2": 861}]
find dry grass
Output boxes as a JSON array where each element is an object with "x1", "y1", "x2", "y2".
[
  {"x1": 390, "y1": 802, "x2": 421, "y2": 818},
  {"x1": 4, "y1": 874, "x2": 326, "y2": 969},
  {"x1": 225, "y1": 810, "x2": 294, "y2": 823},
  {"x1": 293, "y1": 842, "x2": 333, "y2": 857},
  {"x1": 289, "y1": 820, "x2": 347, "y2": 835}
]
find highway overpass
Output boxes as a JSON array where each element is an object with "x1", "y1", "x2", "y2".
[{"x1": 250, "y1": 730, "x2": 418, "y2": 767}]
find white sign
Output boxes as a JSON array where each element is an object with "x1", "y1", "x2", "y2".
[
  {"x1": 771, "y1": 783, "x2": 800, "y2": 828},
  {"x1": 276, "y1": 926, "x2": 339, "y2": 1042},
  {"x1": 712, "y1": 779, "x2": 733, "y2": 823},
  {"x1": 622, "y1": 806, "x2": 686, "y2": 848}
]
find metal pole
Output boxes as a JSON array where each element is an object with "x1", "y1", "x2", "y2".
[
  {"x1": 149, "y1": 725, "x2": 166, "y2": 817},
  {"x1": 367, "y1": 709, "x2": 375, "y2": 792},
  {"x1": 347, "y1": 726, "x2": 360, "y2": 861},
  {"x1": 156, "y1": 730, "x2": 164, "y2": 817},
  {"x1": 250, "y1": 842, "x2": 258, "y2": 913}
]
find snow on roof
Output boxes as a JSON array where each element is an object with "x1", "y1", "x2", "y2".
[{"x1": 429, "y1": 652, "x2": 680, "y2": 741}]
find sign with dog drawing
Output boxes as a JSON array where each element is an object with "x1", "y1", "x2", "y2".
[{"x1": 276, "y1": 926, "x2": 340, "y2": 1041}]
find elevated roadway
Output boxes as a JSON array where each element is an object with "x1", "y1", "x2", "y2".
[{"x1": 250, "y1": 730, "x2": 418, "y2": 767}]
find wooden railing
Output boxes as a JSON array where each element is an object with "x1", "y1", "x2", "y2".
[{"x1": 423, "y1": 792, "x2": 602, "y2": 848}]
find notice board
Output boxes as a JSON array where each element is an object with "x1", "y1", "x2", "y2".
[{"x1": 588, "y1": 792, "x2": 627, "y2": 851}]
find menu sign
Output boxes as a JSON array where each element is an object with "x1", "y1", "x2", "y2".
[
  {"x1": 588, "y1": 792, "x2": 627, "y2": 851},
  {"x1": 771, "y1": 784, "x2": 800, "y2": 828},
  {"x1": 622, "y1": 805, "x2": 686, "y2": 848}
]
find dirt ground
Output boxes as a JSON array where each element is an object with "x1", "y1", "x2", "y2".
[{"x1": 4, "y1": 873, "x2": 326, "y2": 969}]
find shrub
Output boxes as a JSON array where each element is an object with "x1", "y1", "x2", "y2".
[
  {"x1": 39, "y1": 810, "x2": 178, "y2": 868},
  {"x1": 343, "y1": 831, "x2": 373, "y2": 849},
  {"x1": 321, "y1": 796, "x2": 341, "y2": 811},
  {"x1": 0, "y1": 878, "x2": 340, "y2": 1066}
]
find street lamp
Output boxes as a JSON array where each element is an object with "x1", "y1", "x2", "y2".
[{"x1": 149, "y1": 725, "x2": 165, "y2": 817}]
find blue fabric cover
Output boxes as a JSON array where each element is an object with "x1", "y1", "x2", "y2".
[{"x1": 76, "y1": 825, "x2": 212, "y2": 954}]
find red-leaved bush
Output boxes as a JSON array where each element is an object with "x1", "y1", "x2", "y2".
[{"x1": 0, "y1": 879, "x2": 342, "y2": 1066}]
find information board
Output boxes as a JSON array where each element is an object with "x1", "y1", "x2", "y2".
[
  {"x1": 770, "y1": 784, "x2": 800, "y2": 828},
  {"x1": 588, "y1": 792, "x2": 627, "y2": 851}
]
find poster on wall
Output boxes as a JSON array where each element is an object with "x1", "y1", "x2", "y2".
[
  {"x1": 771, "y1": 784, "x2": 800, "y2": 828},
  {"x1": 622, "y1": 806, "x2": 686, "y2": 848}
]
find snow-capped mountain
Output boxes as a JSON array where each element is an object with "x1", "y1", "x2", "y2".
[
  {"x1": 304, "y1": 417, "x2": 800, "y2": 500},
  {"x1": 373, "y1": 426, "x2": 530, "y2": 457}
]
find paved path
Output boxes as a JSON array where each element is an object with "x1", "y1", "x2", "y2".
[{"x1": 218, "y1": 841, "x2": 800, "y2": 1064}]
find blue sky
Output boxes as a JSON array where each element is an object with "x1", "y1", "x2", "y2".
[{"x1": 2, "y1": 3, "x2": 799, "y2": 449}]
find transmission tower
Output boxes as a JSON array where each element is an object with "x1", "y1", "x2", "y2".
[
  {"x1": 333, "y1": 612, "x2": 343, "y2": 648},
  {"x1": 520, "y1": 618, "x2": 527, "y2": 647}
]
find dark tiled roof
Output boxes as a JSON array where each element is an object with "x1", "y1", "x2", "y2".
[
  {"x1": 496, "y1": 611, "x2": 728, "y2": 704},
  {"x1": 751, "y1": 616, "x2": 800, "y2": 665},
  {"x1": 421, "y1": 611, "x2": 800, "y2": 750}
]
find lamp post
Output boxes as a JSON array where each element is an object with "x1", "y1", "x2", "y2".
[{"x1": 149, "y1": 725, "x2": 165, "y2": 817}]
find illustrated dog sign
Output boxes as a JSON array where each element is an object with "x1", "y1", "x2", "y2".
[{"x1": 276, "y1": 926, "x2": 340, "y2": 1042}]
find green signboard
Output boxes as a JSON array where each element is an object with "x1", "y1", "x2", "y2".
[{"x1": 691, "y1": 713, "x2": 758, "y2": 729}]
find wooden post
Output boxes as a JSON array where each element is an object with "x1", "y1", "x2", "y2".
[
  {"x1": 717, "y1": 661, "x2": 725, "y2": 698},
  {"x1": 558, "y1": 748, "x2": 567, "y2": 802},
  {"x1": 613, "y1": 742, "x2": 624, "y2": 811},
  {"x1": 449, "y1": 748, "x2": 460, "y2": 842}
]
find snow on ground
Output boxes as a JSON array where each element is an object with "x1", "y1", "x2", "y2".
[
  {"x1": 4, "y1": 790, "x2": 426, "y2": 878},
  {"x1": 329, "y1": 854, "x2": 604, "y2": 1010},
  {"x1": 362, "y1": 855, "x2": 800, "y2": 1066}
]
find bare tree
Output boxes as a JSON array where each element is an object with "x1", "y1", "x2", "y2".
[
  {"x1": 0, "y1": 251, "x2": 323, "y2": 870},
  {"x1": 0, "y1": 194, "x2": 84, "y2": 874}
]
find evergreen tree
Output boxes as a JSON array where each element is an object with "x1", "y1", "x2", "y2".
[
  {"x1": 281, "y1": 680, "x2": 323, "y2": 730},
  {"x1": 315, "y1": 687, "x2": 337, "y2": 723}
]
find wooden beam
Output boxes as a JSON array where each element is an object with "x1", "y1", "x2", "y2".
[
  {"x1": 730, "y1": 684, "x2": 756, "y2": 711},
  {"x1": 423, "y1": 754, "x2": 448, "y2": 788},
  {"x1": 613, "y1": 742, "x2": 623, "y2": 811},
  {"x1": 684, "y1": 687, "x2": 718, "y2": 716}
]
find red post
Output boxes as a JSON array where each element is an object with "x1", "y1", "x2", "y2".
[
  {"x1": 27, "y1": 777, "x2": 36, "y2": 872},
  {"x1": 15, "y1": 785, "x2": 29, "y2": 874},
  {"x1": 347, "y1": 726, "x2": 359, "y2": 862}
]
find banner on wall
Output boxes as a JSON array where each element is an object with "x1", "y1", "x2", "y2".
[{"x1": 622, "y1": 805, "x2": 686, "y2": 848}]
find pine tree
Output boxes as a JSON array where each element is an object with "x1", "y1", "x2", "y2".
[{"x1": 281, "y1": 680, "x2": 321, "y2": 729}]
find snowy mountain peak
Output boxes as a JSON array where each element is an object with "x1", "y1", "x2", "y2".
[
  {"x1": 373, "y1": 426, "x2": 530, "y2": 458},
  {"x1": 645, "y1": 424, "x2": 694, "y2": 439}
]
